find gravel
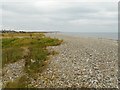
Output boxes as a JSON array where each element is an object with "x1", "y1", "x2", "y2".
[
  {"x1": 30, "y1": 33, "x2": 118, "y2": 88},
  {"x1": 1, "y1": 33, "x2": 118, "y2": 88},
  {"x1": 2, "y1": 59, "x2": 25, "y2": 87}
]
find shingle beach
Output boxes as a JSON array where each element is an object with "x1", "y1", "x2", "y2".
[
  {"x1": 2, "y1": 33, "x2": 118, "y2": 88},
  {"x1": 31, "y1": 33, "x2": 118, "y2": 88}
]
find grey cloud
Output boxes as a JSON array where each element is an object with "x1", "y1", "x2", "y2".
[
  {"x1": 2, "y1": 2, "x2": 42, "y2": 15},
  {"x1": 2, "y1": 2, "x2": 118, "y2": 32}
]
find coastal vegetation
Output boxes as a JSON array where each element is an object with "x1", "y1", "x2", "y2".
[{"x1": 2, "y1": 32, "x2": 63, "y2": 88}]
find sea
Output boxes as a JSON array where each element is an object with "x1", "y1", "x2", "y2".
[{"x1": 61, "y1": 32, "x2": 118, "y2": 40}]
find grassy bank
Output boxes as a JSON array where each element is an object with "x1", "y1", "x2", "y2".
[{"x1": 2, "y1": 32, "x2": 63, "y2": 88}]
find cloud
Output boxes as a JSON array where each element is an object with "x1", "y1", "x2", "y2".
[
  {"x1": 1, "y1": 0, "x2": 119, "y2": 2},
  {"x1": 69, "y1": 19, "x2": 117, "y2": 26},
  {"x1": 1, "y1": 1, "x2": 118, "y2": 32}
]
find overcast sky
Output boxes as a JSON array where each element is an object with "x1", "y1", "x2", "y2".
[{"x1": 0, "y1": 0, "x2": 118, "y2": 32}]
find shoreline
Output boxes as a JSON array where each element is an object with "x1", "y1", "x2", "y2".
[
  {"x1": 29, "y1": 33, "x2": 118, "y2": 88},
  {"x1": 56, "y1": 32, "x2": 118, "y2": 41},
  {"x1": 46, "y1": 33, "x2": 118, "y2": 44},
  {"x1": 61, "y1": 32, "x2": 118, "y2": 40},
  {"x1": 1, "y1": 33, "x2": 118, "y2": 88}
]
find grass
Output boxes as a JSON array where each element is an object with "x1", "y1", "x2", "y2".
[
  {"x1": 2, "y1": 33, "x2": 62, "y2": 67},
  {"x1": 4, "y1": 75, "x2": 31, "y2": 88},
  {"x1": 24, "y1": 47, "x2": 49, "y2": 74},
  {"x1": 2, "y1": 32, "x2": 45, "y2": 38},
  {"x1": 2, "y1": 32, "x2": 63, "y2": 88},
  {"x1": 2, "y1": 47, "x2": 23, "y2": 67}
]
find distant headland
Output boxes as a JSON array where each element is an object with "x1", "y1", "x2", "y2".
[{"x1": 0, "y1": 29, "x2": 60, "y2": 33}]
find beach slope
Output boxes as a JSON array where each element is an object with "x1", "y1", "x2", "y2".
[{"x1": 32, "y1": 33, "x2": 118, "y2": 88}]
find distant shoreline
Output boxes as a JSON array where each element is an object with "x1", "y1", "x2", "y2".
[
  {"x1": 59, "y1": 32, "x2": 118, "y2": 41},
  {"x1": 1, "y1": 30, "x2": 61, "y2": 33},
  {"x1": 1, "y1": 31, "x2": 118, "y2": 41},
  {"x1": 46, "y1": 32, "x2": 118, "y2": 42}
]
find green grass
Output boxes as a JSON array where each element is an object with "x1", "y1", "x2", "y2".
[
  {"x1": 2, "y1": 33, "x2": 63, "y2": 88},
  {"x1": 24, "y1": 47, "x2": 49, "y2": 74},
  {"x1": 2, "y1": 37, "x2": 62, "y2": 66},
  {"x1": 4, "y1": 75, "x2": 32, "y2": 88},
  {"x1": 2, "y1": 32, "x2": 45, "y2": 38},
  {"x1": 2, "y1": 47, "x2": 23, "y2": 67}
]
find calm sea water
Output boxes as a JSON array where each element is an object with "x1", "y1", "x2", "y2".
[{"x1": 62, "y1": 32, "x2": 118, "y2": 40}]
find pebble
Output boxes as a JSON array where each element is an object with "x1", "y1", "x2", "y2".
[
  {"x1": 2, "y1": 59, "x2": 25, "y2": 87},
  {"x1": 29, "y1": 33, "x2": 118, "y2": 88},
  {"x1": 2, "y1": 33, "x2": 118, "y2": 88}
]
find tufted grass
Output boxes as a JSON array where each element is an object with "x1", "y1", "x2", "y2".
[{"x1": 2, "y1": 32, "x2": 63, "y2": 88}]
